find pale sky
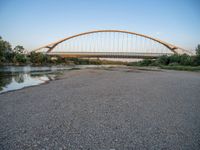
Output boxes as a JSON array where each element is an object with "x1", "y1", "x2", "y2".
[{"x1": 0, "y1": 0, "x2": 199, "y2": 52}]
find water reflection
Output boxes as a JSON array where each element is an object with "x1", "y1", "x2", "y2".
[
  {"x1": 0, "y1": 72, "x2": 56, "y2": 94},
  {"x1": 0, "y1": 65, "x2": 113, "y2": 94},
  {"x1": 0, "y1": 66, "x2": 63, "y2": 94},
  {"x1": 0, "y1": 72, "x2": 12, "y2": 91},
  {"x1": 14, "y1": 73, "x2": 25, "y2": 83}
]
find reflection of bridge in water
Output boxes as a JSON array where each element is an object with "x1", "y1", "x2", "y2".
[{"x1": 33, "y1": 30, "x2": 192, "y2": 59}]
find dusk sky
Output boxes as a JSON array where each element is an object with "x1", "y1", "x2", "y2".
[{"x1": 0, "y1": 0, "x2": 199, "y2": 52}]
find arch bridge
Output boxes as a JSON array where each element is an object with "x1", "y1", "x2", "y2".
[{"x1": 33, "y1": 30, "x2": 192, "y2": 59}]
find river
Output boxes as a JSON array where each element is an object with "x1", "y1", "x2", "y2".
[{"x1": 0, "y1": 65, "x2": 106, "y2": 94}]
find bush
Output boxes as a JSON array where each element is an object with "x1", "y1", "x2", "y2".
[
  {"x1": 196, "y1": 44, "x2": 200, "y2": 55},
  {"x1": 4, "y1": 52, "x2": 15, "y2": 63},
  {"x1": 179, "y1": 54, "x2": 192, "y2": 66},
  {"x1": 127, "y1": 62, "x2": 138, "y2": 66},
  {"x1": 127, "y1": 53, "x2": 200, "y2": 68},
  {"x1": 193, "y1": 55, "x2": 200, "y2": 66},
  {"x1": 168, "y1": 62, "x2": 179, "y2": 66},
  {"x1": 157, "y1": 55, "x2": 169, "y2": 65},
  {"x1": 169, "y1": 54, "x2": 181, "y2": 64},
  {"x1": 55, "y1": 56, "x2": 64, "y2": 64},
  {"x1": 29, "y1": 52, "x2": 51, "y2": 64},
  {"x1": 160, "y1": 65, "x2": 200, "y2": 71},
  {"x1": 138, "y1": 59, "x2": 154, "y2": 66},
  {"x1": 13, "y1": 53, "x2": 27, "y2": 64}
]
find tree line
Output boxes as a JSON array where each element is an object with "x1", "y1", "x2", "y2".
[
  {"x1": 0, "y1": 36, "x2": 60, "y2": 65},
  {"x1": 127, "y1": 45, "x2": 200, "y2": 68}
]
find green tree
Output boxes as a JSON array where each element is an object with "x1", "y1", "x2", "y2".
[
  {"x1": 192, "y1": 44, "x2": 200, "y2": 66},
  {"x1": 13, "y1": 53, "x2": 27, "y2": 64},
  {"x1": 196, "y1": 44, "x2": 200, "y2": 55},
  {"x1": 4, "y1": 51, "x2": 15, "y2": 63},
  {"x1": 179, "y1": 54, "x2": 192, "y2": 66},
  {"x1": 29, "y1": 52, "x2": 51, "y2": 64},
  {"x1": 14, "y1": 45, "x2": 25, "y2": 54},
  {"x1": 157, "y1": 55, "x2": 169, "y2": 65},
  {"x1": 0, "y1": 36, "x2": 12, "y2": 63},
  {"x1": 168, "y1": 54, "x2": 181, "y2": 64},
  {"x1": 12, "y1": 45, "x2": 27, "y2": 64}
]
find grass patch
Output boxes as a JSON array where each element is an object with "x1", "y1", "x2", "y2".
[{"x1": 160, "y1": 65, "x2": 200, "y2": 71}]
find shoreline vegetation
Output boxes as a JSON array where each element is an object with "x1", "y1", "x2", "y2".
[
  {"x1": 1, "y1": 36, "x2": 200, "y2": 71},
  {"x1": 127, "y1": 53, "x2": 200, "y2": 71}
]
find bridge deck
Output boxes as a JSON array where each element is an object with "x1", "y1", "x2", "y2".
[{"x1": 48, "y1": 52, "x2": 173, "y2": 59}]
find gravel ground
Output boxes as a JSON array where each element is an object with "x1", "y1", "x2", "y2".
[{"x1": 0, "y1": 67, "x2": 200, "y2": 150}]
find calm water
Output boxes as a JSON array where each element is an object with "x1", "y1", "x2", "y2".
[
  {"x1": 0, "y1": 65, "x2": 112, "y2": 94},
  {"x1": 0, "y1": 66, "x2": 77, "y2": 94}
]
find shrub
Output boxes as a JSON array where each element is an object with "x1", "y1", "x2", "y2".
[
  {"x1": 196, "y1": 44, "x2": 200, "y2": 55},
  {"x1": 168, "y1": 54, "x2": 181, "y2": 64},
  {"x1": 179, "y1": 54, "x2": 192, "y2": 66},
  {"x1": 4, "y1": 51, "x2": 15, "y2": 63},
  {"x1": 168, "y1": 62, "x2": 179, "y2": 66},
  {"x1": 157, "y1": 55, "x2": 169, "y2": 65},
  {"x1": 193, "y1": 55, "x2": 200, "y2": 66},
  {"x1": 138, "y1": 59, "x2": 153, "y2": 66},
  {"x1": 13, "y1": 53, "x2": 27, "y2": 64},
  {"x1": 29, "y1": 52, "x2": 51, "y2": 64}
]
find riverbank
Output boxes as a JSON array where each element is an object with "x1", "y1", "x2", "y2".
[
  {"x1": 0, "y1": 67, "x2": 200, "y2": 149},
  {"x1": 0, "y1": 65, "x2": 120, "y2": 94},
  {"x1": 159, "y1": 65, "x2": 200, "y2": 71},
  {"x1": 127, "y1": 65, "x2": 200, "y2": 72}
]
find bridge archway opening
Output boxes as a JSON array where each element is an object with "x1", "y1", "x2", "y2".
[{"x1": 34, "y1": 30, "x2": 191, "y2": 58}]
